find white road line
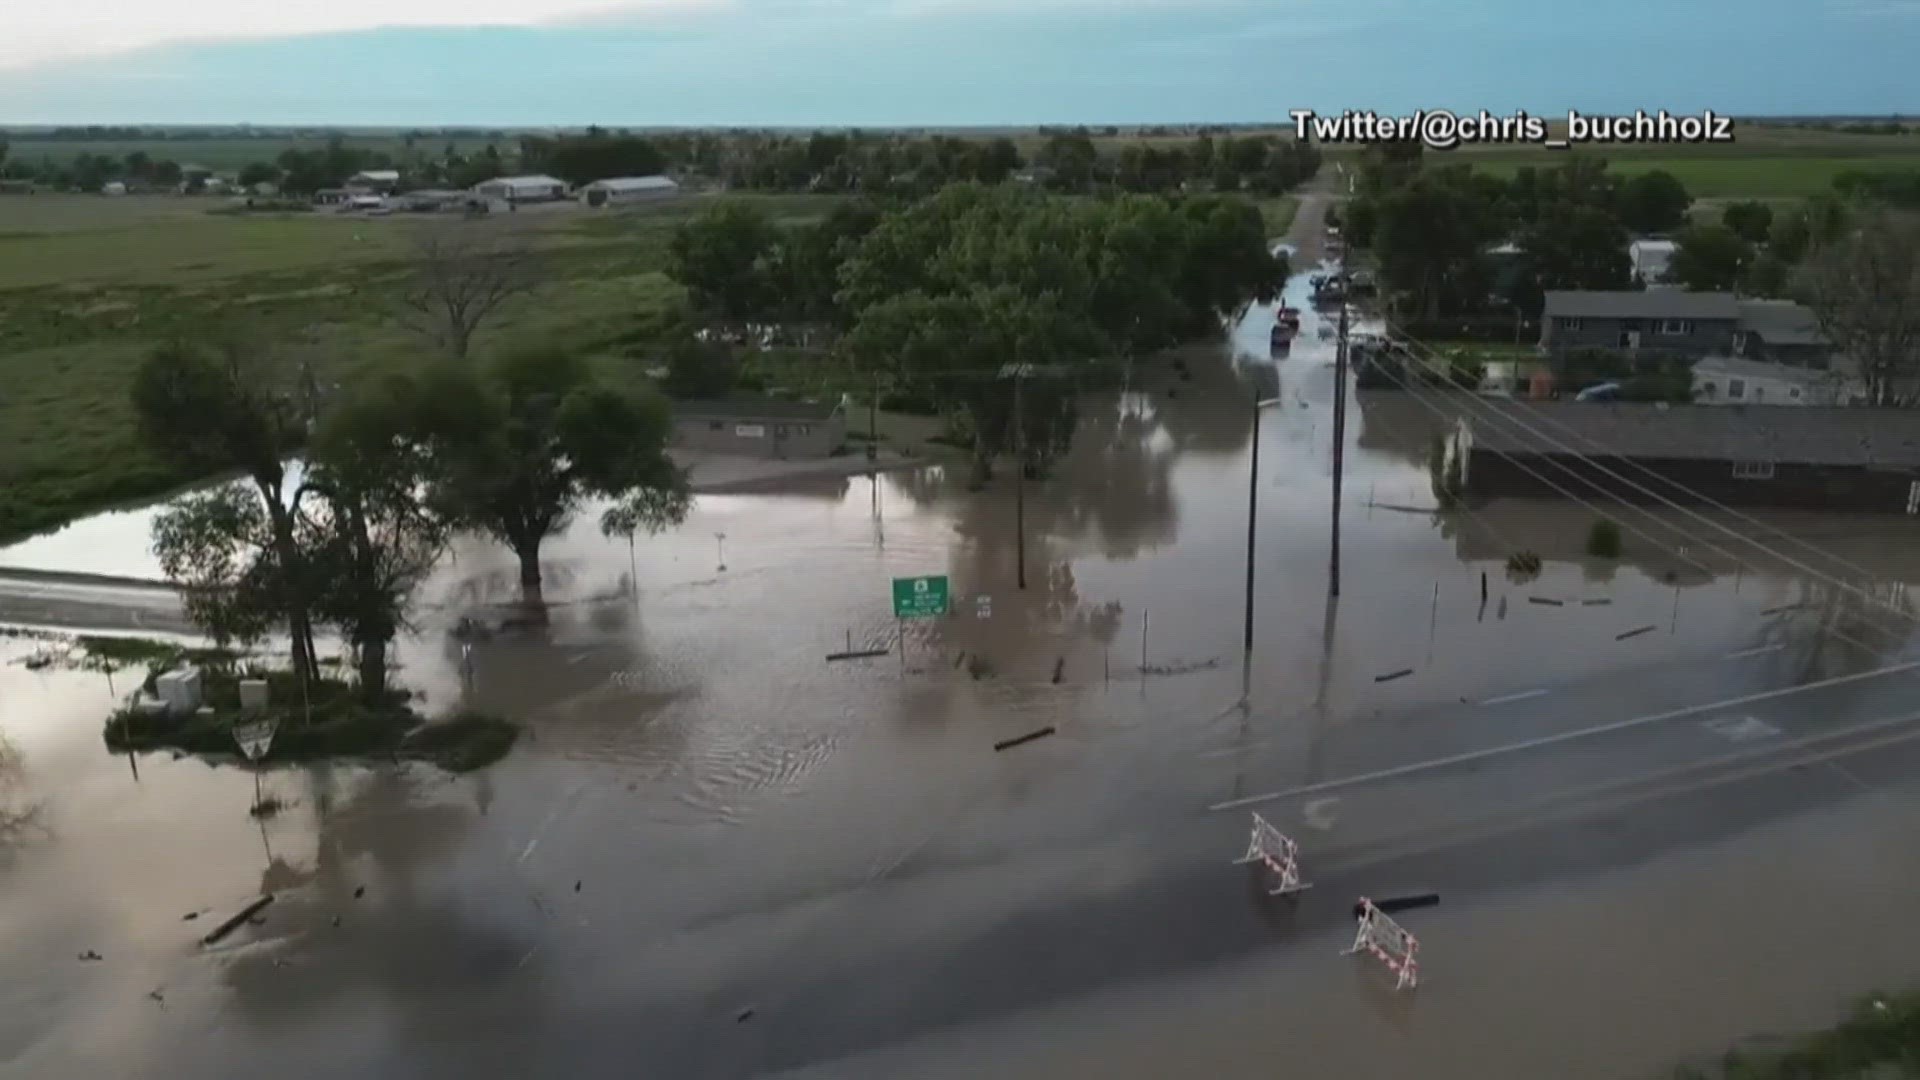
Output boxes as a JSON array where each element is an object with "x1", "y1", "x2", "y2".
[
  {"x1": 1479, "y1": 689, "x2": 1550, "y2": 706},
  {"x1": 1726, "y1": 643, "x2": 1787, "y2": 660},
  {"x1": 1207, "y1": 658, "x2": 1920, "y2": 813}
]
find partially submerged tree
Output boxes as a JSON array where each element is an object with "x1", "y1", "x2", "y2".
[
  {"x1": 419, "y1": 347, "x2": 688, "y2": 613},
  {"x1": 396, "y1": 221, "x2": 537, "y2": 360},
  {"x1": 1799, "y1": 211, "x2": 1920, "y2": 406},
  {"x1": 133, "y1": 341, "x2": 320, "y2": 685}
]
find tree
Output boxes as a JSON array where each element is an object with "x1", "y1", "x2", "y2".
[
  {"x1": 419, "y1": 347, "x2": 688, "y2": 613},
  {"x1": 238, "y1": 162, "x2": 279, "y2": 189},
  {"x1": 395, "y1": 221, "x2": 537, "y2": 360},
  {"x1": 1670, "y1": 224, "x2": 1752, "y2": 291},
  {"x1": 1617, "y1": 170, "x2": 1693, "y2": 234},
  {"x1": 667, "y1": 201, "x2": 778, "y2": 323},
  {"x1": 1372, "y1": 166, "x2": 1504, "y2": 321},
  {"x1": 1512, "y1": 204, "x2": 1632, "y2": 315},
  {"x1": 1722, "y1": 200, "x2": 1774, "y2": 243},
  {"x1": 301, "y1": 378, "x2": 449, "y2": 700},
  {"x1": 133, "y1": 342, "x2": 320, "y2": 686},
  {"x1": 1799, "y1": 212, "x2": 1920, "y2": 406},
  {"x1": 660, "y1": 336, "x2": 738, "y2": 398}
]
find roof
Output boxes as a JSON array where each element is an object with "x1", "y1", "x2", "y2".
[
  {"x1": 1692, "y1": 355, "x2": 1834, "y2": 386},
  {"x1": 1736, "y1": 300, "x2": 1827, "y2": 347},
  {"x1": 351, "y1": 170, "x2": 400, "y2": 182},
  {"x1": 477, "y1": 174, "x2": 567, "y2": 189},
  {"x1": 585, "y1": 175, "x2": 678, "y2": 192},
  {"x1": 1628, "y1": 239, "x2": 1677, "y2": 255},
  {"x1": 1543, "y1": 290, "x2": 1741, "y2": 320},
  {"x1": 674, "y1": 397, "x2": 841, "y2": 421},
  {"x1": 1465, "y1": 402, "x2": 1920, "y2": 468}
]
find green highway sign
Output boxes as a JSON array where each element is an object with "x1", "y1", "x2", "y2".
[{"x1": 892, "y1": 575, "x2": 951, "y2": 619}]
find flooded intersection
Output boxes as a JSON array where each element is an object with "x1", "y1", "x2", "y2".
[{"x1": 7, "y1": 264, "x2": 1920, "y2": 1077}]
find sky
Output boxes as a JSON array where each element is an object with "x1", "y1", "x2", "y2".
[{"x1": 0, "y1": 0, "x2": 1915, "y2": 126}]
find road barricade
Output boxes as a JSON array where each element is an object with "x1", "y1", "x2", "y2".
[
  {"x1": 1232, "y1": 812, "x2": 1310, "y2": 896},
  {"x1": 1344, "y1": 897, "x2": 1419, "y2": 990}
]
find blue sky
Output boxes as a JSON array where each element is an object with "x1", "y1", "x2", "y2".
[{"x1": 2, "y1": 0, "x2": 1915, "y2": 126}]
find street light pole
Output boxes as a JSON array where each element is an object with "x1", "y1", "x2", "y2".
[
  {"x1": 1330, "y1": 286, "x2": 1351, "y2": 599},
  {"x1": 1243, "y1": 397, "x2": 1282, "y2": 698}
]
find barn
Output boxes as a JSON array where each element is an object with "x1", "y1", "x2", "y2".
[
  {"x1": 580, "y1": 176, "x2": 680, "y2": 207},
  {"x1": 471, "y1": 175, "x2": 570, "y2": 203}
]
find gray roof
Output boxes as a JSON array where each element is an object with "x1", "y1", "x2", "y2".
[
  {"x1": 1466, "y1": 402, "x2": 1920, "y2": 468},
  {"x1": 1543, "y1": 290, "x2": 1741, "y2": 320},
  {"x1": 1692, "y1": 355, "x2": 1833, "y2": 386},
  {"x1": 1735, "y1": 299, "x2": 1819, "y2": 332},
  {"x1": 586, "y1": 175, "x2": 678, "y2": 192},
  {"x1": 674, "y1": 397, "x2": 840, "y2": 421}
]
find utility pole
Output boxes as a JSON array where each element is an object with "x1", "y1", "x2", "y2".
[
  {"x1": 1329, "y1": 271, "x2": 1351, "y2": 599},
  {"x1": 1244, "y1": 399, "x2": 1261, "y2": 670},
  {"x1": 1014, "y1": 366, "x2": 1027, "y2": 591}
]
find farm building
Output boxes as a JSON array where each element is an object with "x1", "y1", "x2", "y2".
[
  {"x1": 100, "y1": 181, "x2": 128, "y2": 196},
  {"x1": 398, "y1": 189, "x2": 472, "y2": 212},
  {"x1": 579, "y1": 175, "x2": 680, "y2": 207},
  {"x1": 671, "y1": 398, "x2": 845, "y2": 459},
  {"x1": 347, "y1": 169, "x2": 401, "y2": 193},
  {"x1": 472, "y1": 175, "x2": 570, "y2": 203},
  {"x1": 1455, "y1": 402, "x2": 1920, "y2": 512}
]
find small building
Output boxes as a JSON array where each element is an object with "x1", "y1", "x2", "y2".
[
  {"x1": 1692, "y1": 356, "x2": 1865, "y2": 406},
  {"x1": 398, "y1": 188, "x2": 470, "y2": 212},
  {"x1": 472, "y1": 174, "x2": 570, "y2": 203},
  {"x1": 347, "y1": 169, "x2": 401, "y2": 193},
  {"x1": 1456, "y1": 402, "x2": 1920, "y2": 511},
  {"x1": 1629, "y1": 239, "x2": 1677, "y2": 288},
  {"x1": 1539, "y1": 290, "x2": 1742, "y2": 359},
  {"x1": 579, "y1": 175, "x2": 680, "y2": 207},
  {"x1": 671, "y1": 398, "x2": 845, "y2": 459},
  {"x1": 0, "y1": 179, "x2": 38, "y2": 195},
  {"x1": 313, "y1": 187, "x2": 353, "y2": 206},
  {"x1": 101, "y1": 180, "x2": 128, "y2": 196}
]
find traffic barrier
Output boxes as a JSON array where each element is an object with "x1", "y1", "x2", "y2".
[
  {"x1": 1344, "y1": 896, "x2": 1419, "y2": 990},
  {"x1": 1232, "y1": 812, "x2": 1310, "y2": 896}
]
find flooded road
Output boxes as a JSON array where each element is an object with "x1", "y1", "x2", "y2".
[{"x1": 7, "y1": 231, "x2": 1920, "y2": 1076}]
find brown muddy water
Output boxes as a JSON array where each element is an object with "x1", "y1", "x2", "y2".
[{"x1": 6, "y1": 265, "x2": 1920, "y2": 1078}]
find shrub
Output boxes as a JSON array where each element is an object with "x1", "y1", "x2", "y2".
[{"x1": 1587, "y1": 519, "x2": 1623, "y2": 559}]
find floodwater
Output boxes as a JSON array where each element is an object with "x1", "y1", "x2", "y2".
[{"x1": 7, "y1": 238, "x2": 1920, "y2": 1077}]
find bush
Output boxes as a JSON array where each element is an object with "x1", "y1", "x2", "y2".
[{"x1": 1587, "y1": 519, "x2": 1623, "y2": 558}]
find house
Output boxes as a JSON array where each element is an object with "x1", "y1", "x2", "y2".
[
  {"x1": 1629, "y1": 239, "x2": 1677, "y2": 288},
  {"x1": 1692, "y1": 356, "x2": 1865, "y2": 406},
  {"x1": 347, "y1": 169, "x2": 401, "y2": 193},
  {"x1": 398, "y1": 188, "x2": 470, "y2": 212},
  {"x1": 472, "y1": 174, "x2": 570, "y2": 203},
  {"x1": 1455, "y1": 402, "x2": 1920, "y2": 511},
  {"x1": 671, "y1": 398, "x2": 845, "y2": 459},
  {"x1": 579, "y1": 175, "x2": 679, "y2": 207},
  {"x1": 1731, "y1": 300, "x2": 1834, "y2": 368},
  {"x1": 313, "y1": 188, "x2": 353, "y2": 206},
  {"x1": 1539, "y1": 290, "x2": 1742, "y2": 359}
]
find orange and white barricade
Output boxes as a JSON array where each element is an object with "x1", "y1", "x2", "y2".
[
  {"x1": 1344, "y1": 897, "x2": 1419, "y2": 990},
  {"x1": 1232, "y1": 812, "x2": 1310, "y2": 896}
]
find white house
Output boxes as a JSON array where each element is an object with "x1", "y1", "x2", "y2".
[
  {"x1": 1692, "y1": 355, "x2": 1866, "y2": 407},
  {"x1": 1629, "y1": 239, "x2": 1677, "y2": 288},
  {"x1": 579, "y1": 175, "x2": 680, "y2": 207},
  {"x1": 472, "y1": 174, "x2": 570, "y2": 203}
]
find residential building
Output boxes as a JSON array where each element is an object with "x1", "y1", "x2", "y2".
[
  {"x1": 1692, "y1": 356, "x2": 1865, "y2": 406},
  {"x1": 1731, "y1": 299, "x2": 1834, "y2": 368},
  {"x1": 1539, "y1": 290, "x2": 1742, "y2": 358},
  {"x1": 1629, "y1": 239, "x2": 1677, "y2": 288},
  {"x1": 347, "y1": 169, "x2": 401, "y2": 193},
  {"x1": 671, "y1": 398, "x2": 845, "y2": 459},
  {"x1": 579, "y1": 175, "x2": 679, "y2": 207},
  {"x1": 312, "y1": 188, "x2": 353, "y2": 206},
  {"x1": 472, "y1": 174, "x2": 570, "y2": 203},
  {"x1": 1454, "y1": 402, "x2": 1920, "y2": 511}
]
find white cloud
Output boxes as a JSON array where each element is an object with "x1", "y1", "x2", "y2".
[{"x1": 0, "y1": 0, "x2": 731, "y2": 71}]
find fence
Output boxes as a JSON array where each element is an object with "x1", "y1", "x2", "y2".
[
  {"x1": 1231, "y1": 812, "x2": 1310, "y2": 896},
  {"x1": 1344, "y1": 896, "x2": 1420, "y2": 990}
]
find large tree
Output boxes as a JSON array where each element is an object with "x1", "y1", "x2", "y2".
[
  {"x1": 667, "y1": 201, "x2": 779, "y2": 324},
  {"x1": 1372, "y1": 166, "x2": 1505, "y2": 322},
  {"x1": 1617, "y1": 169, "x2": 1693, "y2": 234},
  {"x1": 418, "y1": 347, "x2": 689, "y2": 613},
  {"x1": 1799, "y1": 212, "x2": 1920, "y2": 406},
  {"x1": 133, "y1": 342, "x2": 321, "y2": 685},
  {"x1": 1670, "y1": 223, "x2": 1753, "y2": 292},
  {"x1": 396, "y1": 221, "x2": 538, "y2": 360}
]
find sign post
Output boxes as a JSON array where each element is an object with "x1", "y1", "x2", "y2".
[
  {"x1": 891, "y1": 575, "x2": 951, "y2": 672},
  {"x1": 233, "y1": 719, "x2": 277, "y2": 811}
]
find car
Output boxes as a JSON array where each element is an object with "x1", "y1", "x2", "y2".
[{"x1": 1574, "y1": 382, "x2": 1623, "y2": 402}]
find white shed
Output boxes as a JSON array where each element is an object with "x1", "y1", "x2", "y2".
[
  {"x1": 1629, "y1": 239, "x2": 1677, "y2": 288},
  {"x1": 472, "y1": 174, "x2": 570, "y2": 203},
  {"x1": 580, "y1": 175, "x2": 680, "y2": 207}
]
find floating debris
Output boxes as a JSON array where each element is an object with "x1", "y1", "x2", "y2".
[{"x1": 994, "y1": 727, "x2": 1057, "y2": 752}]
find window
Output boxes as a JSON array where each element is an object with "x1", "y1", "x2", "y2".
[
  {"x1": 775, "y1": 424, "x2": 791, "y2": 436},
  {"x1": 797, "y1": 424, "x2": 812, "y2": 436},
  {"x1": 708, "y1": 420, "x2": 724, "y2": 431},
  {"x1": 1556, "y1": 316, "x2": 1584, "y2": 331},
  {"x1": 1621, "y1": 318, "x2": 1643, "y2": 331},
  {"x1": 1701, "y1": 381, "x2": 1717, "y2": 398},
  {"x1": 1728, "y1": 378, "x2": 1746, "y2": 399},
  {"x1": 1732, "y1": 461, "x2": 1776, "y2": 480},
  {"x1": 1733, "y1": 331, "x2": 1749, "y2": 355},
  {"x1": 1790, "y1": 387, "x2": 1801, "y2": 399},
  {"x1": 1659, "y1": 319, "x2": 1694, "y2": 335}
]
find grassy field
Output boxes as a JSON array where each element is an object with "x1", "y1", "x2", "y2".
[
  {"x1": 3, "y1": 135, "x2": 502, "y2": 172},
  {"x1": 0, "y1": 192, "x2": 834, "y2": 542}
]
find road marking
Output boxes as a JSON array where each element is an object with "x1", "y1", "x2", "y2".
[
  {"x1": 1480, "y1": 689, "x2": 1550, "y2": 706},
  {"x1": 1207, "y1": 658, "x2": 1920, "y2": 812},
  {"x1": 1703, "y1": 715, "x2": 1783, "y2": 743},
  {"x1": 1303, "y1": 798, "x2": 1339, "y2": 830},
  {"x1": 1726, "y1": 643, "x2": 1787, "y2": 660}
]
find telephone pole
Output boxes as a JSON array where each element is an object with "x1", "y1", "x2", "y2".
[
  {"x1": 1329, "y1": 263, "x2": 1351, "y2": 599},
  {"x1": 1014, "y1": 368, "x2": 1027, "y2": 591}
]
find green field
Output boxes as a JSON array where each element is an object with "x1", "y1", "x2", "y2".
[
  {"x1": 3, "y1": 135, "x2": 502, "y2": 172},
  {"x1": 0, "y1": 192, "x2": 835, "y2": 542}
]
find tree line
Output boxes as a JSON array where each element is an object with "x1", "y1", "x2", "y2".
[{"x1": 658, "y1": 183, "x2": 1287, "y2": 480}]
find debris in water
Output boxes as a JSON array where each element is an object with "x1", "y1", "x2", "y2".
[
  {"x1": 736, "y1": 1008, "x2": 756, "y2": 1023},
  {"x1": 353, "y1": 886, "x2": 366, "y2": 900},
  {"x1": 1051, "y1": 657, "x2": 1065, "y2": 684},
  {"x1": 181, "y1": 911, "x2": 200, "y2": 922},
  {"x1": 574, "y1": 880, "x2": 582, "y2": 893},
  {"x1": 1373, "y1": 668, "x2": 1414, "y2": 683},
  {"x1": 331, "y1": 916, "x2": 342, "y2": 928},
  {"x1": 78, "y1": 950, "x2": 103, "y2": 962},
  {"x1": 994, "y1": 727, "x2": 1057, "y2": 751},
  {"x1": 202, "y1": 895, "x2": 275, "y2": 946}
]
